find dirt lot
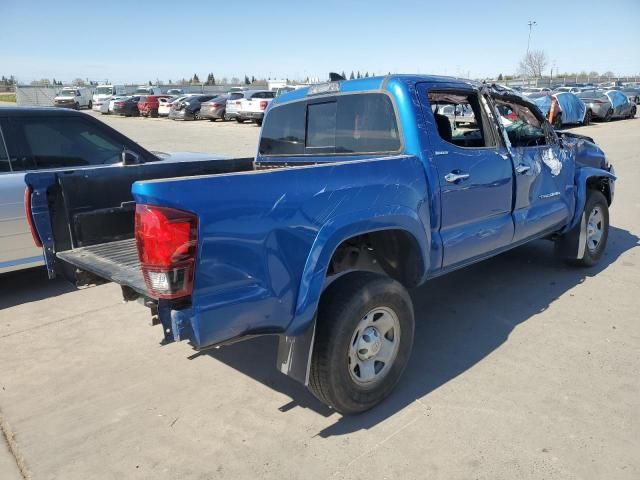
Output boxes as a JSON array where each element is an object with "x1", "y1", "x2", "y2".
[{"x1": 1, "y1": 114, "x2": 639, "y2": 480}]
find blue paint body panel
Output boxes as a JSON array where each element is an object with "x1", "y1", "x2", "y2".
[{"x1": 26, "y1": 75, "x2": 616, "y2": 353}]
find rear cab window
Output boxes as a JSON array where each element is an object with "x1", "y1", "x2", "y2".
[{"x1": 259, "y1": 93, "x2": 401, "y2": 156}]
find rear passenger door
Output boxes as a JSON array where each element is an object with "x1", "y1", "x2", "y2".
[{"x1": 417, "y1": 83, "x2": 514, "y2": 268}]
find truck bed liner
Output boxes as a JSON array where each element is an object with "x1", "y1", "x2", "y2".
[{"x1": 56, "y1": 238, "x2": 150, "y2": 297}]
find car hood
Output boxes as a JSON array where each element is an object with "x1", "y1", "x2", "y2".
[
  {"x1": 560, "y1": 132, "x2": 608, "y2": 170},
  {"x1": 150, "y1": 151, "x2": 229, "y2": 162}
]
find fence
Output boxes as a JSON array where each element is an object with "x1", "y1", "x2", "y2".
[{"x1": 14, "y1": 83, "x2": 255, "y2": 106}]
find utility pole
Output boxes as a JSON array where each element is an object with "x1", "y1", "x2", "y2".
[{"x1": 525, "y1": 20, "x2": 537, "y2": 86}]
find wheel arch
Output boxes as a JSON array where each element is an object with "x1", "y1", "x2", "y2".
[
  {"x1": 565, "y1": 167, "x2": 616, "y2": 233},
  {"x1": 286, "y1": 206, "x2": 430, "y2": 338}
]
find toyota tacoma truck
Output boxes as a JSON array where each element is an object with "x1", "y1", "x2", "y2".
[{"x1": 25, "y1": 75, "x2": 615, "y2": 414}]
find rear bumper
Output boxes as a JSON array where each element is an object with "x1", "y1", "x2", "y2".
[
  {"x1": 200, "y1": 108, "x2": 224, "y2": 119},
  {"x1": 239, "y1": 111, "x2": 264, "y2": 121}
]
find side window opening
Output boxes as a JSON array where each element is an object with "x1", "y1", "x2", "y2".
[
  {"x1": 495, "y1": 99, "x2": 550, "y2": 148},
  {"x1": 428, "y1": 91, "x2": 495, "y2": 148}
]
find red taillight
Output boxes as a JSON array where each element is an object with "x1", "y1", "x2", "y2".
[
  {"x1": 212, "y1": 103, "x2": 221, "y2": 108},
  {"x1": 24, "y1": 186, "x2": 42, "y2": 247},
  {"x1": 135, "y1": 204, "x2": 198, "y2": 299},
  {"x1": 260, "y1": 100, "x2": 268, "y2": 110}
]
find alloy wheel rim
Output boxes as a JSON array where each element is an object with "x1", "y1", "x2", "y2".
[
  {"x1": 348, "y1": 307, "x2": 400, "y2": 386},
  {"x1": 586, "y1": 206, "x2": 603, "y2": 252}
]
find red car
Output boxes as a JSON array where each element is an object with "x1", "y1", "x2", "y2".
[{"x1": 137, "y1": 95, "x2": 171, "y2": 118}]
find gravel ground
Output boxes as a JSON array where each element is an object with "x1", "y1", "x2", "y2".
[{"x1": 0, "y1": 113, "x2": 638, "y2": 480}]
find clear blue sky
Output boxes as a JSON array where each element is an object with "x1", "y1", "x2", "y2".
[{"x1": 1, "y1": 0, "x2": 638, "y2": 83}]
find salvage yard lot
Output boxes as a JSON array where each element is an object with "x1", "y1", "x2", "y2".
[{"x1": 1, "y1": 114, "x2": 639, "y2": 479}]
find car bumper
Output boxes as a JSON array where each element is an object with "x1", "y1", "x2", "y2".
[
  {"x1": 169, "y1": 110, "x2": 195, "y2": 119},
  {"x1": 199, "y1": 108, "x2": 224, "y2": 119},
  {"x1": 54, "y1": 102, "x2": 77, "y2": 108},
  {"x1": 239, "y1": 111, "x2": 265, "y2": 121}
]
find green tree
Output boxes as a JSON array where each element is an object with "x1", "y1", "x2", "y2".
[
  {"x1": 251, "y1": 75, "x2": 256, "y2": 83},
  {"x1": 497, "y1": 73, "x2": 503, "y2": 81},
  {"x1": 364, "y1": 72, "x2": 369, "y2": 78},
  {"x1": 341, "y1": 71, "x2": 346, "y2": 79},
  {"x1": 244, "y1": 75, "x2": 250, "y2": 85},
  {"x1": 192, "y1": 73, "x2": 200, "y2": 84},
  {"x1": 349, "y1": 71, "x2": 355, "y2": 80},
  {"x1": 356, "y1": 71, "x2": 361, "y2": 79}
]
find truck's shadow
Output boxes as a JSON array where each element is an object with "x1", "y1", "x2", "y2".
[
  {"x1": 0, "y1": 267, "x2": 74, "y2": 310},
  {"x1": 202, "y1": 226, "x2": 638, "y2": 436}
]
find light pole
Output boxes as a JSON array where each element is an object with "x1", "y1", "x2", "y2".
[
  {"x1": 523, "y1": 20, "x2": 537, "y2": 86},
  {"x1": 526, "y1": 20, "x2": 537, "y2": 56}
]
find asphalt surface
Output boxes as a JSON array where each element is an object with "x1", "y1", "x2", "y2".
[{"x1": 1, "y1": 112, "x2": 638, "y2": 479}]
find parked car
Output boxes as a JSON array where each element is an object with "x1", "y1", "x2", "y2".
[
  {"x1": 100, "y1": 95, "x2": 129, "y2": 114},
  {"x1": 92, "y1": 84, "x2": 126, "y2": 112},
  {"x1": 157, "y1": 96, "x2": 179, "y2": 117},
  {"x1": 604, "y1": 90, "x2": 636, "y2": 119},
  {"x1": 436, "y1": 103, "x2": 476, "y2": 127},
  {"x1": 555, "y1": 86, "x2": 581, "y2": 94},
  {"x1": 619, "y1": 86, "x2": 640, "y2": 104},
  {"x1": 223, "y1": 92, "x2": 248, "y2": 121},
  {"x1": 168, "y1": 95, "x2": 216, "y2": 120},
  {"x1": 112, "y1": 96, "x2": 142, "y2": 117},
  {"x1": 0, "y1": 107, "x2": 233, "y2": 274},
  {"x1": 54, "y1": 87, "x2": 93, "y2": 110},
  {"x1": 26, "y1": 76, "x2": 614, "y2": 414},
  {"x1": 235, "y1": 90, "x2": 276, "y2": 125},
  {"x1": 138, "y1": 95, "x2": 172, "y2": 118},
  {"x1": 199, "y1": 95, "x2": 230, "y2": 121},
  {"x1": 577, "y1": 91, "x2": 614, "y2": 121},
  {"x1": 166, "y1": 88, "x2": 184, "y2": 95},
  {"x1": 134, "y1": 86, "x2": 162, "y2": 95},
  {"x1": 533, "y1": 92, "x2": 587, "y2": 127},
  {"x1": 521, "y1": 87, "x2": 551, "y2": 96}
]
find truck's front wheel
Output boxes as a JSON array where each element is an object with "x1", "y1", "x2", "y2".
[{"x1": 309, "y1": 272, "x2": 414, "y2": 414}]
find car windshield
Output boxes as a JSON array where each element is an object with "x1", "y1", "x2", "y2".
[
  {"x1": 95, "y1": 87, "x2": 113, "y2": 95},
  {"x1": 134, "y1": 89, "x2": 151, "y2": 94},
  {"x1": 59, "y1": 90, "x2": 77, "y2": 96}
]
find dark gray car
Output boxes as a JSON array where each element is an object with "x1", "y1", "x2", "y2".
[
  {"x1": 199, "y1": 95, "x2": 230, "y2": 121},
  {"x1": 168, "y1": 95, "x2": 217, "y2": 120},
  {"x1": 577, "y1": 91, "x2": 614, "y2": 121}
]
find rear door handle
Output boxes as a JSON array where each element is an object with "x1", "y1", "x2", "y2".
[
  {"x1": 444, "y1": 172, "x2": 470, "y2": 183},
  {"x1": 515, "y1": 164, "x2": 531, "y2": 174}
]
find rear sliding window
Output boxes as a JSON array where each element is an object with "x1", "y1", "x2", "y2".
[{"x1": 259, "y1": 93, "x2": 400, "y2": 156}]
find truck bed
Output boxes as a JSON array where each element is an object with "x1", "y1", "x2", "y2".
[{"x1": 56, "y1": 238, "x2": 149, "y2": 297}]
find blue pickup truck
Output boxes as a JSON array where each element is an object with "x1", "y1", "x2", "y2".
[{"x1": 26, "y1": 75, "x2": 615, "y2": 414}]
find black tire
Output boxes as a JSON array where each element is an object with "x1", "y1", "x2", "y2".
[
  {"x1": 88, "y1": 100, "x2": 92, "y2": 110},
  {"x1": 309, "y1": 272, "x2": 415, "y2": 414},
  {"x1": 629, "y1": 106, "x2": 637, "y2": 119},
  {"x1": 220, "y1": 110, "x2": 227, "y2": 121},
  {"x1": 236, "y1": 118, "x2": 244, "y2": 123},
  {"x1": 567, "y1": 190, "x2": 609, "y2": 267},
  {"x1": 604, "y1": 108, "x2": 613, "y2": 122},
  {"x1": 553, "y1": 113, "x2": 562, "y2": 129},
  {"x1": 74, "y1": 102, "x2": 79, "y2": 110},
  {"x1": 584, "y1": 109, "x2": 592, "y2": 126},
  {"x1": 255, "y1": 119, "x2": 263, "y2": 126}
]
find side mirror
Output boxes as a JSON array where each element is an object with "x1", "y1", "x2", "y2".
[{"x1": 121, "y1": 149, "x2": 141, "y2": 165}]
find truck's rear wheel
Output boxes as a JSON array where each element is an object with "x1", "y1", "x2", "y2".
[{"x1": 309, "y1": 272, "x2": 414, "y2": 414}]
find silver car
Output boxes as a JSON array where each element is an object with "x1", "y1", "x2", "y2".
[
  {"x1": 577, "y1": 91, "x2": 614, "y2": 121},
  {"x1": 0, "y1": 108, "x2": 150, "y2": 274}
]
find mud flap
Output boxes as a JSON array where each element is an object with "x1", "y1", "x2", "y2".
[
  {"x1": 555, "y1": 210, "x2": 586, "y2": 260},
  {"x1": 276, "y1": 320, "x2": 316, "y2": 385}
]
